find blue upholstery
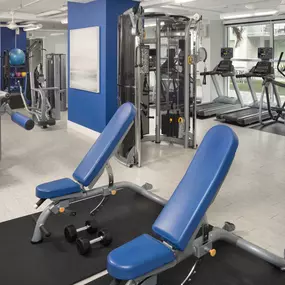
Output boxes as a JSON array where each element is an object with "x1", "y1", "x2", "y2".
[
  {"x1": 107, "y1": 125, "x2": 239, "y2": 281},
  {"x1": 73, "y1": 103, "x2": 136, "y2": 187},
  {"x1": 11, "y1": 112, "x2": 34, "y2": 130},
  {"x1": 36, "y1": 178, "x2": 81, "y2": 199},
  {"x1": 107, "y1": 234, "x2": 175, "y2": 280},
  {"x1": 152, "y1": 125, "x2": 239, "y2": 250}
]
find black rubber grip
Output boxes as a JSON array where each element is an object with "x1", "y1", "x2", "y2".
[{"x1": 200, "y1": 72, "x2": 212, "y2": 76}]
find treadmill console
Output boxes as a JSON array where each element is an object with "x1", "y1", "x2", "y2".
[
  {"x1": 258, "y1": 47, "x2": 273, "y2": 61},
  {"x1": 216, "y1": 48, "x2": 234, "y2": 72},
  {"x1": 252, "y1": 48, "x2": 273, "y2": 75},
  {"x1": 221, "y1": 48, "x2": 233, "y2": 60}
]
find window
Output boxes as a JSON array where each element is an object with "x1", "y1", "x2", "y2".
[
  {"x1": 274, "y1": 23, "x2": 285, "y2": 100},
  {"x1": 227, "y1": 24, "x2": 271, "y2": 105}
]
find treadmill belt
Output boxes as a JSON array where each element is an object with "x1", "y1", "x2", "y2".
[
  {"x1": 89, "y1": 241, "x2": 285, "y2": 285},
  {"x1": 198, "y1": 104, "x2": 241, "y2": 118},
  {"x1": 196, "y1": 102, "x2": 226, "y2": 112},
  {"x1": 224, "y1": 108, "x2": 258, "y2": 120},
  {"x1": 0, "y1": 189, "x2": 162, "y2": 285},
  {"x1": 222, "y1": 108, "x2": 272, "y2": 127}
]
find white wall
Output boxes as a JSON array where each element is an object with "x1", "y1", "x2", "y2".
[
  {"x1": 27, "y1": 30, "x2": 68, "y2": 78},
  {"x1": 200, "y1": 20, "x2": 225, "y2": 102}
]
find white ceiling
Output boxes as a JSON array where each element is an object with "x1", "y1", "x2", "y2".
[
  {"x1": 0, "y1": 0, "x2": 282, "y2": 29},
  {"x1": 141, "y1": 0, "x2": 283, "y2": 19},
  {"x1": 0, "y1": 0, "x2": 67, "y2": 14}
]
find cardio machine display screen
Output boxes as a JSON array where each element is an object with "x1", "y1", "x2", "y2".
[
  {"x1": 258, "y1": 48, "x2": 273, "y2": 60},
  {"x1": 221, "y1": 48, "x2": 233, "y2": 60}
]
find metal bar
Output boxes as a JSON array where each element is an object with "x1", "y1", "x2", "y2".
[
  {"x1": 114, "y1": 181, "x2": 167, "y2": 206},
  {"x1": 211, "y1": 75, "x2": 223, "y2": 97},
  {"x1": 272, "y1": 82, "x2": 281, "y2": 107},
  {"x1": 246, "y1": 77, "x2": 258, "y2": 102},
  {"x1": 135, "y1": 36, "x2": 142, "y2": 167},
  {"x1": 155, "y1": 18, "x2": 161, "y2": 144},
  {"x1": 90, "y1": 236, "x2": 104, "y2": 245},
  {"x1": 210, "y1": 228, "x2": 285, "y2": 270},
  {"x1": 191, "y1": 25, "x2": 197, "y2": 149},
  {"x1": 184, "y1": 22, "x2": 190, "y2": 149},
  {"x1": 166, "y1": 26, "x2": 170, "y2": 107},
  {"x1": 231, "y1": 76, "x2": 244, "y2": 107},
  {"x1": 232, "y1": 58, "x2": 285, "y2": 63}
]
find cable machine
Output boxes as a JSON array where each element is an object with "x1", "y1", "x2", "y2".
[{"x1": 117, "y1": 6, "x2": 204, "y2": 167}]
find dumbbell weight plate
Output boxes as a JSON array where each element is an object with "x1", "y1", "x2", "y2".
[
  {"x1": 64, "y1": 225, "x2": 77, "y2": 243},
  {"x1": 76, "y1": 238, "x2": 91, "y2": 255},
  {"x1": 85, "y1": 220, "x2": 99, "y2": 234},
  {"x1": 98, "y1": 229, "x2": 112, "y2": 246}
]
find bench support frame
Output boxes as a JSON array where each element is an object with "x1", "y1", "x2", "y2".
[
  {"x1": 111, "y1": 220, "x2": 285, "y2": 285},
  {"x1": 31, "y1": 166, "x2": 166, "y2": 243}
]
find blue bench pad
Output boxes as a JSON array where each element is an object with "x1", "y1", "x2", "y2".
[
  {"x1": 73, "y1": 103, "x2": 136, "y2": 187},
  {"x1": 36, "y1": 178, "x2": 81, "y2": 199},
  {"x1": 152, "y1": 125, "x2": 239, "y2": 251},
  {"x1": 107, "y1": 234, "x2": 175, "y2": 280}
]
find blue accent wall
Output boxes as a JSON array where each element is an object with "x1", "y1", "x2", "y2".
[
  {"x1": 0, "y1": 28, "x2": 26, "y2": 90},
  {"x1": 68, "y1": 0, "x2": 134, "y2": 133}
]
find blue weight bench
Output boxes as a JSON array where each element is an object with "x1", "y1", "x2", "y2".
[
  {"x1": 31, "y1": 103, "x2": 166, "y2": 243},
  {"x1": 107, "y1": 125, "x2": 285, "y2": 285}
]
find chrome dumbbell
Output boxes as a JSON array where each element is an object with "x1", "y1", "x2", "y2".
[
  {"x1": 76, "y1": 228, "x2": 112, "y2": 255},
  {"x1": 64, "y1": 220, "x2": 99, "y2": 243}
]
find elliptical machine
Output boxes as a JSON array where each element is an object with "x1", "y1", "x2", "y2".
[
  {"x1": 19, "y1": 63, "x2": 61, "y2": 129},
  {"x1": 260, "y1": 52, "x2": 285, "y2": 126}
]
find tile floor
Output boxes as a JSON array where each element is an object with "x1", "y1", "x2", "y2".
[{"x1": 1, "y1": 109, "x2": 285, "y2": 262}]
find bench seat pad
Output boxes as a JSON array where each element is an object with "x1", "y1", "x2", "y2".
[
  {"x1": 107, "y1": 234, "x2": 175, "y2": 280},
  {"x1": 36, "y1": 178, "x2": 81, "y2": 199}
]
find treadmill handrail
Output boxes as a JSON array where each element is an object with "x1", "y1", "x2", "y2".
[{"x1": 236, "y1": 72, "x2": 271, "y2": 78}]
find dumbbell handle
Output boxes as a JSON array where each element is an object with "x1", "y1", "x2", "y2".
[
  {"x1": 90, "y1": 235, "x2": 104, "y2": 245},
  {"x1": 77, "y1": 224, "x2": 91, "y2": 233}
]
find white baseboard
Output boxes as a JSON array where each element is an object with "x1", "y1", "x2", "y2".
[{"x1": 67, "y1": 120, "x2": 101, "y2": 140}]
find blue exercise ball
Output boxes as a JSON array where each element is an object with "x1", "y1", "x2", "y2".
[{"x1": 9, "y1": 48, "x2": 26, "y2": 66}]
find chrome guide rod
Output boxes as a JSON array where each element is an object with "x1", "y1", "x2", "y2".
[
  {"x1": 184, "y1": 22, "x2": 191, "y2": 148},
  {"x1": 155, "y1": 18, "x2": 161, "y2": 144}
]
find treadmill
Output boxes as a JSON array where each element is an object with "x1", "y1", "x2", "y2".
[
  {"x1": 217, "y1": 47, "x2": 275, "y2": 126},
  {"x1": 197, "y1": 48, "x2": 244, "y2": 118}
]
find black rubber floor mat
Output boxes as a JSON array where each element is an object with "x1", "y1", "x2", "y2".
[
  {"x1": 0, "y1": 189, "x2": 162, "y2": 285},
  {"x1": 89, "y1": 241, "x2": 285, "y2": 285}
]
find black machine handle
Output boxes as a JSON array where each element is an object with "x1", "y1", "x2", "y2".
[
  {"x1": 200, "y1": 71, "x2": 212, "y2": 76},
  {"x1": 277, "y1": 52, "x2": 285, "y2": 78},
  {"x1": 236, "y1": 73, "x2": 249, "y2": 78},
  {"x1": 201, "y1": 69, "x2": 210, "y2": 85}
]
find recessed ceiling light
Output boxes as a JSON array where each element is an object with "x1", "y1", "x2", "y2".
[
  {"x1": 245, "y1": 4, "x2": 255, "y2": 9},
  {"x1": 50, "y1": 32, "x2": 65, "y2": 36},
  {"x1": 37, "y1": 10, "x2": 61, "y2": 17},
  {"x1": 174, "y1": 0, "x2": 196, "y2": 3},
  {"x1": 221, "y1": 10, "x2": 278, "y2": 20},
  {"x1": 61, "y1": 18, "x2": 68, "y2": 24},
  {"x1": 24, "y1": 24, "x2": 43, "y2": 31}
]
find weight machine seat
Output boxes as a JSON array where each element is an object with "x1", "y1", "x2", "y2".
[
  {"x1": 107, "y1": 125, "x2": 239, "y2": 280},
  {"x1": 107, "y1": 234, "x2": 175, "y2": 281},
  {"x1": 36, "y1": 103, "x2": 136, "y2": 199},
  {"x1": 36, "y1": 178, "x2": 81, "y2": 199}
]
